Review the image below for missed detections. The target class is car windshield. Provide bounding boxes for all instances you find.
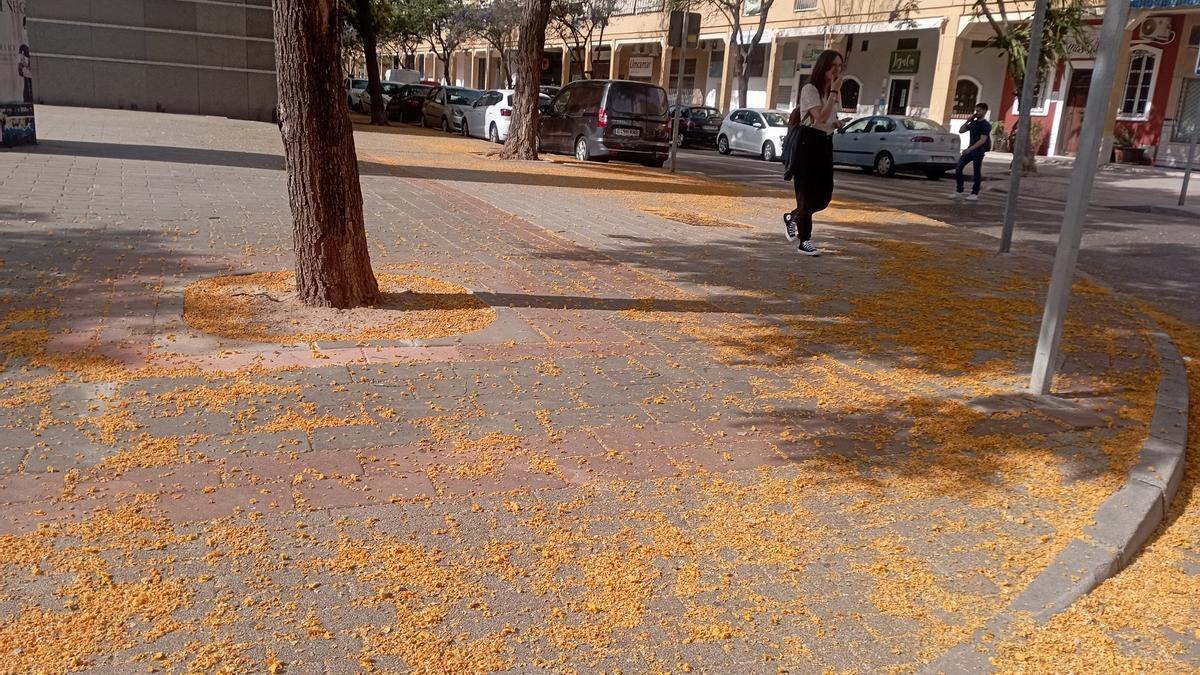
[762,111,789,127]
[689,107,721,120]
[900,117,946,131]
[447,89,481,105]
[352,80,368,89]
[408,86,432,98]
[607,83,668,117]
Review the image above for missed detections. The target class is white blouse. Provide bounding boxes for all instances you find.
[798,83,839,134]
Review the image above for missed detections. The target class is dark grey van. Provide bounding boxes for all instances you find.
[538,80,671,167]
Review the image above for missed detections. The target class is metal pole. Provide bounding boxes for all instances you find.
[1030,0,1130,395]
[998,0,1049,254]
[1180,124,1198,206]
[669,44,686,173]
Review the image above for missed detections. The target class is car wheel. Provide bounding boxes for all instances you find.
[489,123,500,144]
[761,141,777,162]
[925,169,946,180]
[717,135,731,155]
[461,120,469,137]
[441,117,451,133]
[574,136,591,162]
[874,152,896,177]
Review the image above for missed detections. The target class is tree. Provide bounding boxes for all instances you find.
[415,0,475,84]
[344,0,389,125]
[501,0,554,160]
[470,0,523,88]
[976,0,1091,174]
[549,0,618,81]
[273,0,381,308]
[674,0,774,107]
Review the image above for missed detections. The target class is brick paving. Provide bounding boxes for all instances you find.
[0,106,1186,673]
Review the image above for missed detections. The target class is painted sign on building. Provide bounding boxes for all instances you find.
[888,49,921,75]
[0,0,35,146]
[628,56,654,79]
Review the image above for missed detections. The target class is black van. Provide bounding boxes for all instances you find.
[538,80,671,167]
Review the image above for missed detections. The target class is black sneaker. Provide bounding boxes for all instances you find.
[783,213,798,242]
[797,240,820,256]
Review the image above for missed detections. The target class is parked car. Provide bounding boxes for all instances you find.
[386,84,434,123]
[538,80,671,167]
[716,108,790,161]
[667,105,723,148]
[345,78,368,109]
[354,81,405,113]
[832,115,960,178]
[422,86,483,133]
[460,89,552,143]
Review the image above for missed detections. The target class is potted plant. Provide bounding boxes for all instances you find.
[992,121,1011,153]
[1113,125,1146,164]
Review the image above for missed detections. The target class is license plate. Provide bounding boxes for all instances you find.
[704,125,718,131]
[613,127,640,137]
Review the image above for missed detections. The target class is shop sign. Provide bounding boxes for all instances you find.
[888,49,920,74]
[628,56,654,78]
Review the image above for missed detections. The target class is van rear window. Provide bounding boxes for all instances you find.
[607,83,668,116]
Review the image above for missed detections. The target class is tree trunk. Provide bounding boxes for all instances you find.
[501,0,552,160]
[274,0,381,309]
[736,47,750,108]
[355,0,389,125]
[442,52,453,84]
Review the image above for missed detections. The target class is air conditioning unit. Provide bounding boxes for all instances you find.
[1140,16,1173,43]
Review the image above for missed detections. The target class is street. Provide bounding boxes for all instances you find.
[671,146,1200,325]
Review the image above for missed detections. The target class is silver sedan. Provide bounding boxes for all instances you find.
[832,115,961,179]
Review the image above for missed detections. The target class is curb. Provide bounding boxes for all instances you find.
[923,328,1189,674]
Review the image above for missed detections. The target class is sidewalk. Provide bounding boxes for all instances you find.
[0,106,1190,672]
[983,152,1200,217]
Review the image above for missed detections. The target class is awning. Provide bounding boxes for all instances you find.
[774,16,944,39]
[1131,0,1200,7]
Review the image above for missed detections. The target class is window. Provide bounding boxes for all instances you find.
[1120,47,1159,119]
[794,0,817,10]
[762,111,789,127]
[871,117,896,132]
[843,117,871,133]
[861,39,870,52]
[747,44,767,78]
[746,0,763,15]
[840,78,861,111]
[551,90,571,115]
[730,110,749,124]
[1189,25,1200,47]
[669,58,698,101]
[897,38,918,50]
[1012,70,1050,114]
[607,83,668,116]
[900,118,946,131]
[953,78,980,115]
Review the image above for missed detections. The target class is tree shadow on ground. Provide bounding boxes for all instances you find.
[18,140,750,198]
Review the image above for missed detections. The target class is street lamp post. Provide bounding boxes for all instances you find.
[1029,0,1131,394]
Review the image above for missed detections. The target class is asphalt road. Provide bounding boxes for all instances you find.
[669,146,1200,326]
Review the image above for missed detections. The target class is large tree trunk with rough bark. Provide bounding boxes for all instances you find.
[355,0,388,125]
[501,0,552,160]
[274,0,381,308]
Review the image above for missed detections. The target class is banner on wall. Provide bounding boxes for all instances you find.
[1,0,36,147]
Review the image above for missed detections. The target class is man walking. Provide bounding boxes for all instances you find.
[952,103,991,201]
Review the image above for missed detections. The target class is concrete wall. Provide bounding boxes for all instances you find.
[27,0,276,122]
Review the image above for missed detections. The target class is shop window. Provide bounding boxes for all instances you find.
[840,78,861,111]
[746,43,767,78]
[1119,47,1159,119]
[953,78,980,115]
[897,37,918,50]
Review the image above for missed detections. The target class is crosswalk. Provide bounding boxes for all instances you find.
[673,148,1066,214]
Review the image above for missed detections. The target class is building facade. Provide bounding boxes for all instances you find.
[404,0,1200,166]
[27,0,277,122]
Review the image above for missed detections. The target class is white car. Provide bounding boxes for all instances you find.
[345,78,368,109]
[459,89,550,144]
[717,108,791,162]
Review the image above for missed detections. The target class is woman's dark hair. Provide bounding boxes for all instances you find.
[809,50,844,97]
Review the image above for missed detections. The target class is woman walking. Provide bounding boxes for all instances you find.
[783,50,845,256]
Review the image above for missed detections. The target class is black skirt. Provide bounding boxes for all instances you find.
[784,126,834,214]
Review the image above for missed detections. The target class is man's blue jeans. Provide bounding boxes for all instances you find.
[956,148,985,195]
